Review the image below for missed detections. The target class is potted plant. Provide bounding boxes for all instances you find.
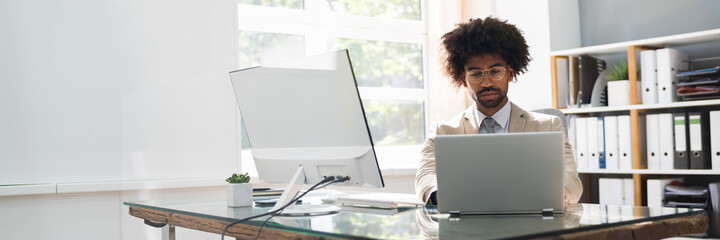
[606,61,642,106]
[226,172,252,207]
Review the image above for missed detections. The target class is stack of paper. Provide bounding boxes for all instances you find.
[664,184,709,209]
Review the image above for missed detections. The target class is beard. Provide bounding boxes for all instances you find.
[475,87,507,108]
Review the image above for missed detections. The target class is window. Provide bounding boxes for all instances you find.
[237,0,426,171]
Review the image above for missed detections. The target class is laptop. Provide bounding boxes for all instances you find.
[434,132,565,215]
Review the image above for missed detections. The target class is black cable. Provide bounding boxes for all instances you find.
[221,177,331,239]
[252,215,274,240]
[221,176,346,239]
[246,176,351,239]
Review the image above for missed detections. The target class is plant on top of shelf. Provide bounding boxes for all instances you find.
[606,61,630,81]
[226,172,250,184]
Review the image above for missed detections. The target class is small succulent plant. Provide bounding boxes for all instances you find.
[606,61,631,81]
[226,172,250,184]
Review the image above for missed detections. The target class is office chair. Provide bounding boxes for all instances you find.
[531,108,567,135]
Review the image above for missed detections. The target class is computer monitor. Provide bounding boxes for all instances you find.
[229,50,385,215]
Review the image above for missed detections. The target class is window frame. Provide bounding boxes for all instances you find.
[236,0,428,174]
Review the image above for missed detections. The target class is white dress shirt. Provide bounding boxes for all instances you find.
[473,101,512,134]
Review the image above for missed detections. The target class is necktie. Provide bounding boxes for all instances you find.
[481,117,496,134]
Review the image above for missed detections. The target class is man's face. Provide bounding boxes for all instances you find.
[463,54,513,112]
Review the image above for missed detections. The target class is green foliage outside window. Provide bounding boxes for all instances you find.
[326,0,421,20]
[238,0,421,20]
[238,0,303,9]
[332,38,423,88]
[363,100,424,146]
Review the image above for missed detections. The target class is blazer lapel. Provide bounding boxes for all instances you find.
[508,102,528,133]
[462,106,478,134]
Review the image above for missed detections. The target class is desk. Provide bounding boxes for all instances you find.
[125,194,708,239]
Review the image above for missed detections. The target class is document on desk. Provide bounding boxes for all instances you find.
[337,193,423,209]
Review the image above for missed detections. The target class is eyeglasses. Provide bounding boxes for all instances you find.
[465,66,509,83]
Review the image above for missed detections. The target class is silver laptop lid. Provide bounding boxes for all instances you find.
[435,132,564,215]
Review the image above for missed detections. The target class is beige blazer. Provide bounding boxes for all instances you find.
[415,102,583,204]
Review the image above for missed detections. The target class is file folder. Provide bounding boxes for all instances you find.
[711,111,720,170]
[575,117,588,170]
[618,115,634,170]
[656,48,688,103]
[567,115,577,159]
[622,178,634,206]
[577,55,606,106]
[646,114,660,169]
[587,117,599,170]
[597,116,606,169]
[689,112,710,169]
[604,116,619,170]
[673,113,689,169]
[556,57,569,108]
[658,113,675,170]
[641,50,658,104]
[599,178,623,205]
[647,178,683,208]
[568,56,579,107]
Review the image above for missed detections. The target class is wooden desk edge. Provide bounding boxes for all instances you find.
[551,214,709,240]
[129,206,341,240]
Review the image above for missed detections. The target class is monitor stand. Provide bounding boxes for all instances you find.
[269,166,341,216]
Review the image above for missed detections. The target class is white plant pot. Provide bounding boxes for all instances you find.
[227,183,253,207]
[607,80,642,106]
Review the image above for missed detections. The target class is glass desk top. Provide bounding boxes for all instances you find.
[124,192,705,239]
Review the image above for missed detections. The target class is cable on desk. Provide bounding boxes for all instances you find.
[220,176,350,240]
[252,215,274,240]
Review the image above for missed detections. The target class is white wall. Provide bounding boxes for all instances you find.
[493,0,554,110]
[0,0,239,239]
[0,0,238,185]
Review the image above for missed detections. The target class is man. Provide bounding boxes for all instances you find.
[415,17,583,205]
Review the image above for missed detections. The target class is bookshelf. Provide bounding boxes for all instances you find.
[561,99,720,114]
[550,28,720,206]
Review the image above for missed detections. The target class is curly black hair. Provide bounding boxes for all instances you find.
[440,17,531,88]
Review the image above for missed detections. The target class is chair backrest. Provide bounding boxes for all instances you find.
[531,108,567,135]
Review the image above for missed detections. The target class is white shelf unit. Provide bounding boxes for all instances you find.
[550,28,720,206]
[551,28,720,56]
[561,99,720,114]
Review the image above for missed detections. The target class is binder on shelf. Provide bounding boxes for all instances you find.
[568,56,580,107]
[567,115,577,158]
[623,178,634,206]
[604,116,619,170]
[587,117,600,170]
[646,114,660,170]
[647,178,683,208]
[656,48,689,103]
[556,57,569,108]
[689,112,710,169]
[599,178,623,206]
[618,115,636,170]
[658,113,675,170]
[577,55,607,107]
[575,117,588,170]
[598,116,606,169]
[673,113,689,169]
[641,50,658,105]
[711,111,720,170]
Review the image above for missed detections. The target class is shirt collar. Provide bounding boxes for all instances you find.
[473,100,512,130]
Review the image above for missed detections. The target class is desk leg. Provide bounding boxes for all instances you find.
[162,225,175,240]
